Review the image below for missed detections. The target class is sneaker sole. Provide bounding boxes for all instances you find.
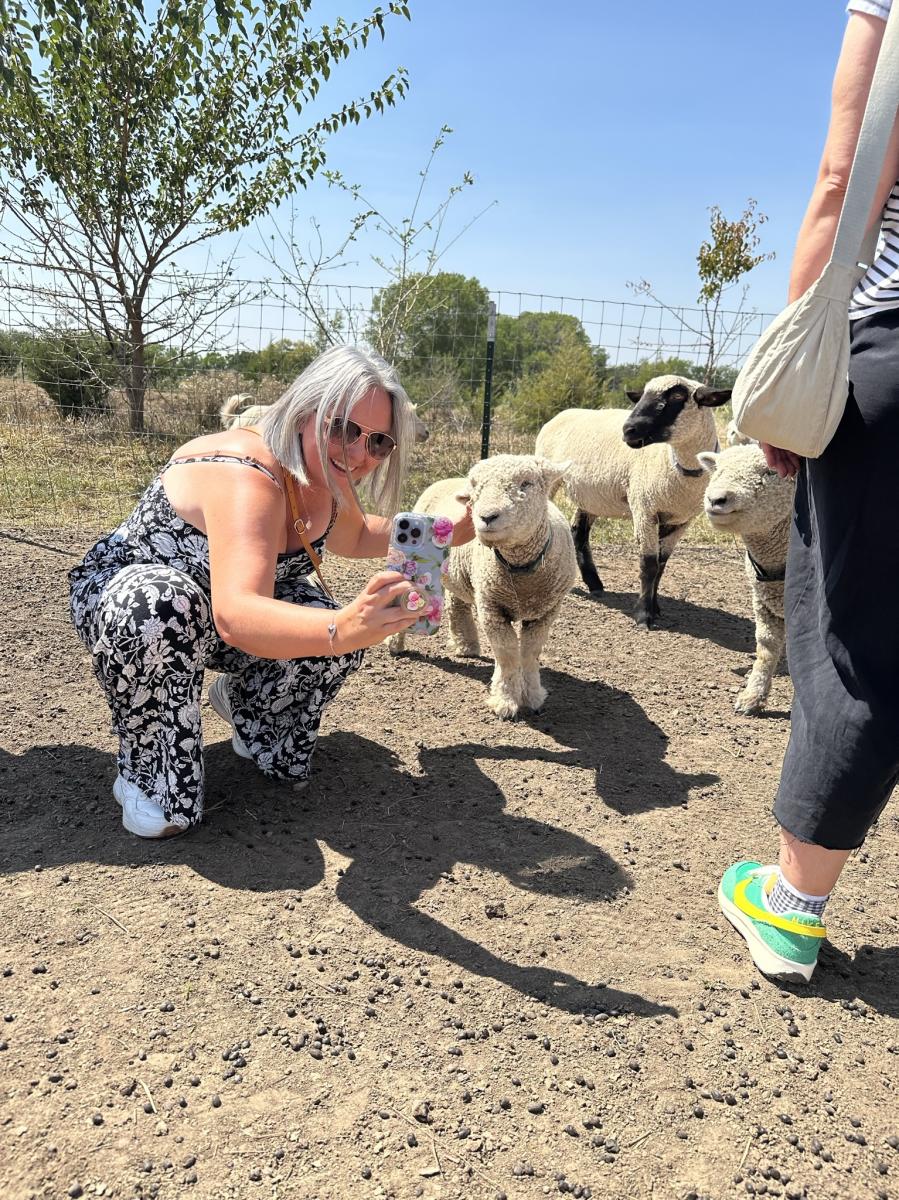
[208,679,253,760]
[718,882,816,984]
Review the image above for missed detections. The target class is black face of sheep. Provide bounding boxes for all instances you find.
[622,382,731,448]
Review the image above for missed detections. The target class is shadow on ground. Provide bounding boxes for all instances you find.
[2,717,682,1018]
[574,585,756,655]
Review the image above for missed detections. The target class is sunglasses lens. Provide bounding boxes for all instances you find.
[329,418,363,443]
[367,432,396,459]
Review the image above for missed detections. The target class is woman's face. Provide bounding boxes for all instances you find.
[302,386,394,491]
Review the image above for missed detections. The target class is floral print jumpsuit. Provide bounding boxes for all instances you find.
[69,454,363,830]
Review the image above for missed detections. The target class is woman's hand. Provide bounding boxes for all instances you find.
[451,503,475,547]
[761,442,802,479]
[334,571,419,652]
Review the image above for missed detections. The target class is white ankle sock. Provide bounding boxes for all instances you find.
[767,871,829,918]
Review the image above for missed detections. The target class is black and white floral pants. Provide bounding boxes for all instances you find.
[72,561,363,829]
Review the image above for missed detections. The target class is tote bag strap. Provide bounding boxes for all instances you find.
[833,1,899,270]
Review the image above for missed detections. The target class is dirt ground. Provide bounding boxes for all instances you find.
[2,529,898,1200]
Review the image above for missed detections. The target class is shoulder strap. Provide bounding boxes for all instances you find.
[284,472,334,601]
[241,426,335,599]
[833,2,899,269]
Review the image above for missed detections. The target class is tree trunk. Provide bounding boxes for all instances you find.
[126,320,146,433]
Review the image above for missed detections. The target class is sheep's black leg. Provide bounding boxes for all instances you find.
[651,522,688,617]
[572,509,603,594]
[634,553,659,628]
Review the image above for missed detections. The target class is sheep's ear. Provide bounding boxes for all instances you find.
[538,457,571,489]
[697,451,719,475]
[694,386,732,408]
[625,390,642,405]
[454,486,472,505]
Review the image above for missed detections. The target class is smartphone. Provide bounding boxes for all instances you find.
[385,511,453,635]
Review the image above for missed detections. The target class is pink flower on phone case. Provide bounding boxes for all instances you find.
[431,516,454,548]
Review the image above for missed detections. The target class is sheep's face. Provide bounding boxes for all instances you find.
[459,454,570,545]
[622,375,731,449]
[700,445,794,533]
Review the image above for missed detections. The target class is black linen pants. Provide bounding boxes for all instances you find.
[775,306,899,849]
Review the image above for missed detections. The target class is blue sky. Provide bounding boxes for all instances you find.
[216,1,851,329]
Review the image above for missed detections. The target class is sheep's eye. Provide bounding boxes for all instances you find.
[656,400,666,411]
[519,479,533,491]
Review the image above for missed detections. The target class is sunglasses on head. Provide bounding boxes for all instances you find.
[327,416,396,460]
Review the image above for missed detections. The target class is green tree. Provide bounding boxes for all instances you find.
[492,311,592,396]
[598,355,697,399]
[502,327,599,432]
[0,0,411,429]
[366,271,490,381]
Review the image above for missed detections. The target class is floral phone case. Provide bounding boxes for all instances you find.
[385,511,453,635]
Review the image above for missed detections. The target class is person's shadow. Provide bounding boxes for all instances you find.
[774,941,899,1019]
[1,732,676,1018]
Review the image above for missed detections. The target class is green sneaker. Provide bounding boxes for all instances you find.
[718,861,825,984]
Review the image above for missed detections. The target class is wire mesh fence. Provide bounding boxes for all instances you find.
[0,278,775,533]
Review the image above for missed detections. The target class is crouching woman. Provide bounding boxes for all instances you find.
[70,346,474,839]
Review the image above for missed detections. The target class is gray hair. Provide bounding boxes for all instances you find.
[258,345,414,515]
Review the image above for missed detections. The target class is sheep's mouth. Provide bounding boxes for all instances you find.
[475,526,503,543]
[704,505,742,524]
[622,428,667,449]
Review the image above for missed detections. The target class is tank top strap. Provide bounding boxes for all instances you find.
[162,453,282,490]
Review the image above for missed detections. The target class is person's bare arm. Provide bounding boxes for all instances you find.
[789,11,899,302]
[325,505,393,559]
[203,470,416,656]
[765,11,899,477]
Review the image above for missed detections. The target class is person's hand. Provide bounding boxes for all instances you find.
[451,502,475,547]
[335,571,419,652]
[761,442,802,479]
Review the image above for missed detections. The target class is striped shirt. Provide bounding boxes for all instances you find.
[847,0,899,317]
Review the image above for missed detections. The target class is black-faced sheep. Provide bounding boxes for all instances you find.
[535,375,731,628]
[699,444,795,715]
[389,455,576,720]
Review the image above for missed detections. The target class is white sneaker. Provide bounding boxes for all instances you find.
[208,676,252,760]
[113,775,184,839]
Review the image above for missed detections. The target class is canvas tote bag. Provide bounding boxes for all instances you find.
[732,3,899,457]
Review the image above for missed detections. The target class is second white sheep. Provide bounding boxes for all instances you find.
[389,454,576,720]
[699,443,795,715]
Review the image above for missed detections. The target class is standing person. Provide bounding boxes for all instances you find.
[70,346,474,839]
[719,1,899,982]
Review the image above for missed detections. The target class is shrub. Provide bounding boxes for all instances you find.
[24,334,116,418]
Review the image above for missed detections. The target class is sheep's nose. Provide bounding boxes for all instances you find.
[706,492,731,510]
[479,510,500,526]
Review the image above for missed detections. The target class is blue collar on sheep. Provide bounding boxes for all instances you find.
[493,530,554,575]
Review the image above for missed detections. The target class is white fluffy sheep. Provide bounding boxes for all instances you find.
[389,454,576,720]
[535,375,731,628]
[699,444,795,715]
[219,392,431,441]
[219,393,261,429]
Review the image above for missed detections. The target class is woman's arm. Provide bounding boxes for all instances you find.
[765,10,899,477]
[203,471,416,657]
[789,12,899,302]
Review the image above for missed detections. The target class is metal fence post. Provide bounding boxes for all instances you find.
[480,301,497,459]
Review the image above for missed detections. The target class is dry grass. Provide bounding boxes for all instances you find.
[0,390,734,548]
